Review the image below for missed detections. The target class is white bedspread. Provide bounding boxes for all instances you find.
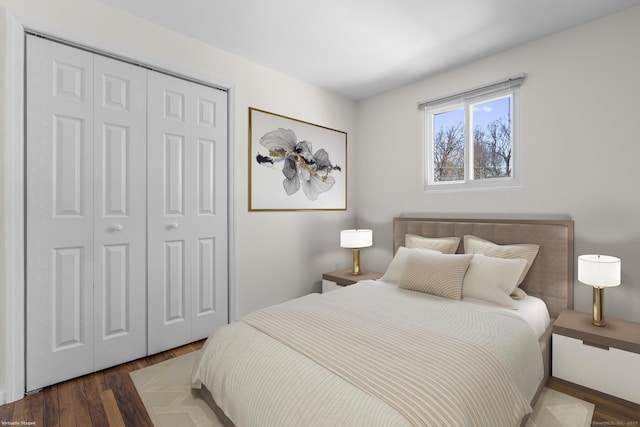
[192,281,544,427]
[472,293,551,339]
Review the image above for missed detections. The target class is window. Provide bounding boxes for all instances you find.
[420,75,524,191]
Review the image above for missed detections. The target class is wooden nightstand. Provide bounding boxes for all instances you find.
[321,269,383,293]
[552,309,640,405]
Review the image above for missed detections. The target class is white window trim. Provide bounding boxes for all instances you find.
[420,75,524,192]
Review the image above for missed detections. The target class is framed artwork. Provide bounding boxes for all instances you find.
[249,107,347,211]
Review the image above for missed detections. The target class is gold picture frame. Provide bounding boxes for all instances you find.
[249,107,347,211]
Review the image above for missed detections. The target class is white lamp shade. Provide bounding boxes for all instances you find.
[578,254,621,287]
[340,229,373,248]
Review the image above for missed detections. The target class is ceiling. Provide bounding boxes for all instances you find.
[96,0,639,101]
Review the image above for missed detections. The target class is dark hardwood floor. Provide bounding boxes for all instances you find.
[1,341,638,426]
[0,340,204,427]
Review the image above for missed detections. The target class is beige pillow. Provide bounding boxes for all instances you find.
[462,254,527,309]
[380,246,441,285]
[398,251,472,300]
[405,234,461,254]
[463,235,539,285]
[510,287,528,300]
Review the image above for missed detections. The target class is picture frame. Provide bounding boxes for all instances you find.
[249,107,347,211]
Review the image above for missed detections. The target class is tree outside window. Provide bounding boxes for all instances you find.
[423,80,522,191]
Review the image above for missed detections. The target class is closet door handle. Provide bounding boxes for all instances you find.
[109,224,124,232]
[167,222,179,230]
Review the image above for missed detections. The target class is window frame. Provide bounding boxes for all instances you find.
[422,79,523,192]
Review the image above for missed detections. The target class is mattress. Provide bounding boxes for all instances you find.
[192,281,545,426]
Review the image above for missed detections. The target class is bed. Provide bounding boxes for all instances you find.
[191,217,574,426]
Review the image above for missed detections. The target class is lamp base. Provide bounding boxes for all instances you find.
[592,286,606,327]
[350,248,361,275]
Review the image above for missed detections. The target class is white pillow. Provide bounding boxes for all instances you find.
[463,235,539,285]
[398,251,473,300]
[380,246,441,285]
[405,234,460,254]
[462,254,527,309]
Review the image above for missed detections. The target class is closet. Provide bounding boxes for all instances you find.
[25,35,228,391]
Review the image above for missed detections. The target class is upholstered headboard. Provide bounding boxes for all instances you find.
[393,217,574,318]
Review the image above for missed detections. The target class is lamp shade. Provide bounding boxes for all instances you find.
[578,254,621,288]
[340,229,373,248]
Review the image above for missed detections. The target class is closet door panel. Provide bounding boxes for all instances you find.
[52,247,85,347]
[190,88,228,340]
[147,71,228,353]
[26,35,95,391]
[164,240,187,321]
[93,55,147,370]
[164,133,186,215]
[147,72,192,353]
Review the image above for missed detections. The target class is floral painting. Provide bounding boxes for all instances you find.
[249,108,347,211]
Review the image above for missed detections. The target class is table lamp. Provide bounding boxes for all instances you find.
[340,229,373,275]
[578,254,621,327]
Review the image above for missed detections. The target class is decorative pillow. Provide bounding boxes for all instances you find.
[398,252,473,300]
[405,234,461,254]
[463,235,539,285]
[462,254,527,309]
[379,246,441,285]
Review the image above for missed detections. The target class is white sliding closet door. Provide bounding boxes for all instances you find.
[26,36,147,390]
[147,71,228,354]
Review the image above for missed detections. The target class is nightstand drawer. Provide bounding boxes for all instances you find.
[553,333,640,404]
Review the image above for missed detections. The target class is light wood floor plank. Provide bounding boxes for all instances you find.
[99,390,125,427]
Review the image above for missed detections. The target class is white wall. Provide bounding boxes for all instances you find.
[0,5,6,396]
[0,0,357,401]
[356,5,640,323]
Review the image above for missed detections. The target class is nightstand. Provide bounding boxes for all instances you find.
[552,309,640,405]
[322,269,382,293]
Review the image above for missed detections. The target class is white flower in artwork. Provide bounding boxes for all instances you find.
[256,128,341,201]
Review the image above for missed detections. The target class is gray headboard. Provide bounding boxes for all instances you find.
[393,217,574,318]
